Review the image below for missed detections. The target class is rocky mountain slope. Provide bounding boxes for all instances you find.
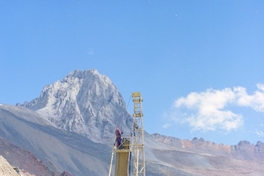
[149,133,264,175]
[0,104,110,176]
[152,133,264,161]
[0,69,264,176]
[19,70,132,145]
[0,136,57,176]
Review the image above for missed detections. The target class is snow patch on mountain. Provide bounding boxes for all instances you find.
[20,69,133,145]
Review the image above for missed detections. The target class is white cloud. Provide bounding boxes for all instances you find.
[162,123,172,129]
[173,83,264,132]
[255,130,264,137]
[257,83,264,91]
[235,84,264,112]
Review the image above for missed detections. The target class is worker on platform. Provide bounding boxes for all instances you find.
[115,127,122,148]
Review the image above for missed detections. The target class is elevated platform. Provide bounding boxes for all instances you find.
[114,138,131,176]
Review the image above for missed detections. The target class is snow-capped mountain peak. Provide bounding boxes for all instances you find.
[20,69,132,144]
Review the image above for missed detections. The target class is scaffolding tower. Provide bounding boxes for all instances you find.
[132,92,145,176]
[108,92,145,176]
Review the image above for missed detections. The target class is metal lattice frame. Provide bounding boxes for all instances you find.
[132,92,145,176]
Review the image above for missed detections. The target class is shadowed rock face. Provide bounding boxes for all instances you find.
[230,140,264,161]
[231,140,254,160]
[255,141,264,160]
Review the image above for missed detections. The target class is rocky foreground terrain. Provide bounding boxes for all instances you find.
[0,69,264,176]
[0,155,20,176]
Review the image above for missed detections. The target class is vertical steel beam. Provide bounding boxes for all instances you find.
[132,92,145,176]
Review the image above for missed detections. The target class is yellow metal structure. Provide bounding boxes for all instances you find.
[108,138,131,176]
[114,138,131,176]
[108,137,131,176]
[108,92,145,176]
[132,92,145,176]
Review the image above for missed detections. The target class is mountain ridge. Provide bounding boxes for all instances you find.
[151,133,264,161]
[0,69,263,175]
[18,69,132,145]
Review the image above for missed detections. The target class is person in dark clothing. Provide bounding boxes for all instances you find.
[115,127,122,148]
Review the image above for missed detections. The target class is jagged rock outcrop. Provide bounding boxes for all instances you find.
[230,140,264,161]
[255,141,264,160]
[19,70,133,145]
[231,140,254,160]
[151,134,264,162]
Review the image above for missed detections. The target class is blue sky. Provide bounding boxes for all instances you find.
[0,1,263,145]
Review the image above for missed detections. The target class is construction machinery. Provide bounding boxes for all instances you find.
[108,92,146,176]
